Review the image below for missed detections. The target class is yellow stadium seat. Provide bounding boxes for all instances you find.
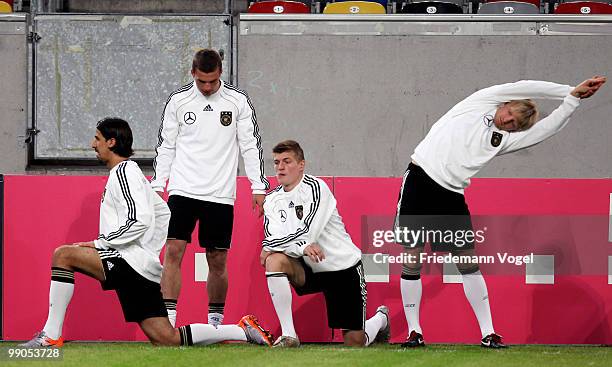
[323,1,386,14]
[0,1,12,13]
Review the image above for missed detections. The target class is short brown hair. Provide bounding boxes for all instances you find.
[507,99,539,131]
[192,49,222,73]
[273,140,305,161]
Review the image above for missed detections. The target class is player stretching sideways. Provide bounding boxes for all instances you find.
[396,77,606,348]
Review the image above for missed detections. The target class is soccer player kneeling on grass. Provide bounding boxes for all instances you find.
[21,118,273,348]
[260,140,389,348]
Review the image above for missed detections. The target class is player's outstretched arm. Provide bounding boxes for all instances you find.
[570,76,606,99]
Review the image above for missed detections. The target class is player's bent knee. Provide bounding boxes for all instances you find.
[145,327,179,346]
[265,253,291,272]
[52,245,76,265]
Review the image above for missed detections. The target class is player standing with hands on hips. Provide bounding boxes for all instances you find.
[396,76,606,348]
[151,49,269,328]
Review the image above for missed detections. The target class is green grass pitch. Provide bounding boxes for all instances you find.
[1,342,610,366]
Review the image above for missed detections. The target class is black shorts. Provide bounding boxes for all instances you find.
[294,260,367,331]
[97,248,167,323]
[396,163,474,251]
[167,195,234,249]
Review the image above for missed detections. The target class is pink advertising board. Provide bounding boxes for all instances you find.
[2,175,611,344]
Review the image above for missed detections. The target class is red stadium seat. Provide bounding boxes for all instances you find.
[487,0,540,8]
[554,1,612,13]
[248,1,311,13]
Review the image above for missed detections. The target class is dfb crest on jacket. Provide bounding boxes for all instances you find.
[491,132,503,147]
[220,111,232,126]
[295,205,303,220]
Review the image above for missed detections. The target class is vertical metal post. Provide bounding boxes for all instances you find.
[0,174,4,340]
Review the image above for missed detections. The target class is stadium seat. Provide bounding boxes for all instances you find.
[554,1,612,13]
[335,0,388,6]
[399,1,464,14]
[486,0,540,8]
[323,1,387,13]
[248,1,311,13]
[0,0,12,13]
[478,1,540,13]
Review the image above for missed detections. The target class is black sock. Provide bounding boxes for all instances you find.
[208,302,225,315]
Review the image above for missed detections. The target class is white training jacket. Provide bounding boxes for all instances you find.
[151,80,269,205]
[262,174,362,273]
[94,160,170,283]
[412,80,580,194]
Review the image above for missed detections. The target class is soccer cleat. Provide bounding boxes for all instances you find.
[401,330,425,348]
[19,331,64,348]
[238,315,274,346]
[481,333,507,349]
[372,305,391,344]
[272,335,301,348]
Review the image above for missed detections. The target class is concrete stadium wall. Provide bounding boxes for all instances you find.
[0,14,28,174]
[3,175,611,343]
[31,14,231,161]
[238,15,612,178]
[1,15,612,175]
[34,0,250,14]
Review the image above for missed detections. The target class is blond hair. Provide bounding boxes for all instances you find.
[506,99,539,131]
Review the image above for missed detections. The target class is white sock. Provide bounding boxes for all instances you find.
[180,324,246,346]
[42,279,74,339]
[208,313,224,327]
[462,271,494,338]
[364,312,387,346]
[167,310,177,328]
[400,277,422,335]
[164,299,177,327]
[266,272,297,338]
